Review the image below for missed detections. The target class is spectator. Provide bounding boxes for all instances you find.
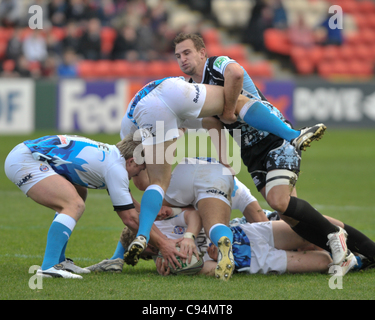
[62,20,81,53]
[289,13,314,49]
[242,0,274,52]
[48,0,67,27]
[57,49,78,77]
[111,25,139,60]
[0,0,21,27]
[41,54,58,78]
[315,12,344,46]
[269,0,288,30]
[22,29,48,62]
[5,27,23,61]
[136,16,158,60]
[14,55,31,77]
[78,17,102,60]
[65,0,92,23]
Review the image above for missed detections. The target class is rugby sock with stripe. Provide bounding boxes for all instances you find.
[239,100,300,142]
[209,224,233,246]
[53,212,68,263]
[41,214,76,270]
[136,185,164,243]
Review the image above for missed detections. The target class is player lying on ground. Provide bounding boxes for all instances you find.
[87,159,375,277]
[4,133,183,279]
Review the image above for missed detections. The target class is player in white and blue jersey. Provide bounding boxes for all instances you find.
[4,134,146,279]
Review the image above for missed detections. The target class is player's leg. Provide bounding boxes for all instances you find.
[198,198,234,281]
[198,86,325,151]
[124,140,175,266]
[286,250,332,273]
[27,176,85,278]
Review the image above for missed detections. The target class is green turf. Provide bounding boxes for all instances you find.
[0,130,374,300]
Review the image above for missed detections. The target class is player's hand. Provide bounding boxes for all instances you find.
[155,256,170,276]
[219,111,238,124]
[179,238,199,264]
[159,238,186,270]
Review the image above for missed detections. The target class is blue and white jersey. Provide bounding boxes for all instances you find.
[23,135,134,211]
[126,77,171,129]
[190,56,290,148]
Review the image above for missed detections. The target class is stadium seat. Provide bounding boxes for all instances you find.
[249,61,273,78]
[111,60,132,77]
[101,27,116,55]
[51,27,65,41]
[338,45,356,61]
[164,60,184,77]
[147,61,169,77]
[295,59,314,75]
[2,59,15,72]
[77,60,96,78]
[264,29,291,55]
[322,45,340,61]
[94,60,113,78]
[224,44,247,61]
[309,46,324,65]
[202,28,220,46]
[206,44,227,57]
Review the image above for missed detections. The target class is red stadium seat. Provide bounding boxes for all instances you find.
[95,60,113,78]
[77,60,96,78]
[224,44,247,61]
[147,61,168,77]
[111,60,132,77]
[202,28,220,46]
[2,59,15,72]
[164,60,184,77]
[264,29,291,55]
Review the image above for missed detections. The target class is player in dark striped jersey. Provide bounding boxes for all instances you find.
[173,33,350,267]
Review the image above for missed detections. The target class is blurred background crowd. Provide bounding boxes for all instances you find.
[0,0,374,79]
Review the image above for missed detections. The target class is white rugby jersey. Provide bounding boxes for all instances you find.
[23,135,134,211]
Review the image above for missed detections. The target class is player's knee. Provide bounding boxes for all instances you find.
[265,170,298,212]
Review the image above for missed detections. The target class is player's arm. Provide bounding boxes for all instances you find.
[116,208,185,268]
[179,209,202,263]
[221,62,244,124]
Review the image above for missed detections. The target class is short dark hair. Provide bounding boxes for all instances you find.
[173,33,206,54]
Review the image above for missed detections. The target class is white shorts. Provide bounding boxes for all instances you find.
[239,222,287,275]
[127,77,207,145]
[164,158,233,209]
[4,143,58,195]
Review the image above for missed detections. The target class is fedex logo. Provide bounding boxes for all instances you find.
[58,80,129,134]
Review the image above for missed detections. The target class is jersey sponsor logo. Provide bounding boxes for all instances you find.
[214,56,229,70]
[193,84,201,103]
[206,187,228,199]
[16,173,33,187]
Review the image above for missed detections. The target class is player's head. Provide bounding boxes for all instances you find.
[120,226,157,260]
[174,33,207,76]
[116,132,146,177]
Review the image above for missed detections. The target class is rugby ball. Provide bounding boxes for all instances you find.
[159,247,204,275]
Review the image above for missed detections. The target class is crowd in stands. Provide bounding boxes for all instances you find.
[0,0,184,79]
[0,0,374,79]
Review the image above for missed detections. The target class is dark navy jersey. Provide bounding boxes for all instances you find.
[189,56,290,148]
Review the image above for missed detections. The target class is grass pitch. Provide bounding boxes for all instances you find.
[0,130,374,301]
